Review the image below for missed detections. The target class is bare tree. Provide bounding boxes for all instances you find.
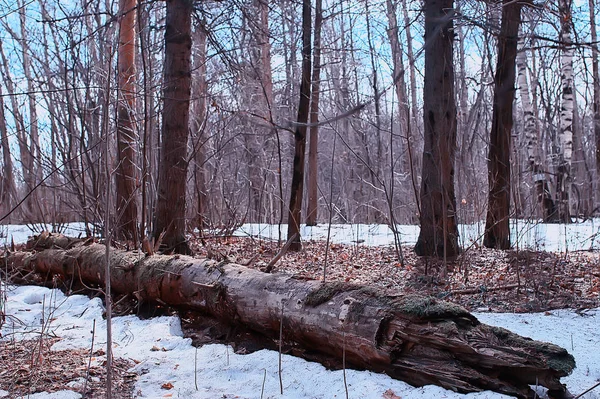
[557,0,574,222]
[115,0,139,241]
[306,0,322,226]
[589,0,600,200]
[153,0,193,254]
[191,23,209,230]
[287,0,312,250]
[484,0,522,249]
[415,0,459,258]
[0,85,16,219]
[516,29,557,221]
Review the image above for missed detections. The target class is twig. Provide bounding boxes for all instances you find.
[265,233,298,273]
[279,300,284,394]
[448,284,520,296]
[260,369,267,399]
[194,346,198,391]
[574,381,600,399]
[191,281,217,289]
[343,329,348,399]
[83,319,96,397]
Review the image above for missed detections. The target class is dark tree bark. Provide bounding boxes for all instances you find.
[287,0,312,250]
[153,0,193,254]
[589,0,600,202]
[116,0,139,241]
[414,0,459,257]
[306,0,322,227]
[7,233,575,399]
[483,0,522,249]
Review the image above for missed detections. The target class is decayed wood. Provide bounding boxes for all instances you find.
[6,233,575,399]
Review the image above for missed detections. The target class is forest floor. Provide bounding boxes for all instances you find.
[190,236,600,313]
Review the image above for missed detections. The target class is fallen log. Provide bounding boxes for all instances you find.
[5,233,575,398]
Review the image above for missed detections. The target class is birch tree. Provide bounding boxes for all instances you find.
[557,0,574,222]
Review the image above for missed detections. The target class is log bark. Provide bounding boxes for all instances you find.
[6,233,575,399]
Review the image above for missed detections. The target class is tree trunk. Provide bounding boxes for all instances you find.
[7,233,575,399]
[0,40,33,219]
[385,0,410,145]
[18,1,42,200]
[483,0,522,249]
[306,0,322,227]
[589,0,600,207]
[558,0,574,223]
[152,0,193,254]
[116,0,139,241]
[191,25,208,230]
[516,31,558,222]
[0,85,16,221]
[287,0,312,250]
[414,0,460,258]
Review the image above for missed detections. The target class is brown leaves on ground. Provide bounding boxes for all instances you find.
[190,236,600,312]
[0,338,136,398]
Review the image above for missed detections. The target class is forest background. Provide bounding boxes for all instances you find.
[0,0,597,257]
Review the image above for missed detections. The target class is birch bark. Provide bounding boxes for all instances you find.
[558,0,574,222]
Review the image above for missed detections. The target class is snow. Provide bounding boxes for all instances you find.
[1,222,600,398]
[1,284,599,399]
[3,219,600,252]
[234,219,600,252]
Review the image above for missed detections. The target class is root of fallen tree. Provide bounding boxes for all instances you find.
[4,233,576,399]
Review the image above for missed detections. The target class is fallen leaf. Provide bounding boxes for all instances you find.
[161,382,174,390]
[383,388,401,399]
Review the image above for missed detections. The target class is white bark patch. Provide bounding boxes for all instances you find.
[559,0,574,167]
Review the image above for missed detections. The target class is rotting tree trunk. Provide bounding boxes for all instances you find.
[153,0,193,254]
[6,233,575,399]
[414,0,460,257]
[483,0,522,249]
[287,0,312,250]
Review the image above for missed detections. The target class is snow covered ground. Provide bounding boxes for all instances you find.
[3,218,600,252]
[1,284,599,399]
[1,222,599,398]
[235,219,600,252]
